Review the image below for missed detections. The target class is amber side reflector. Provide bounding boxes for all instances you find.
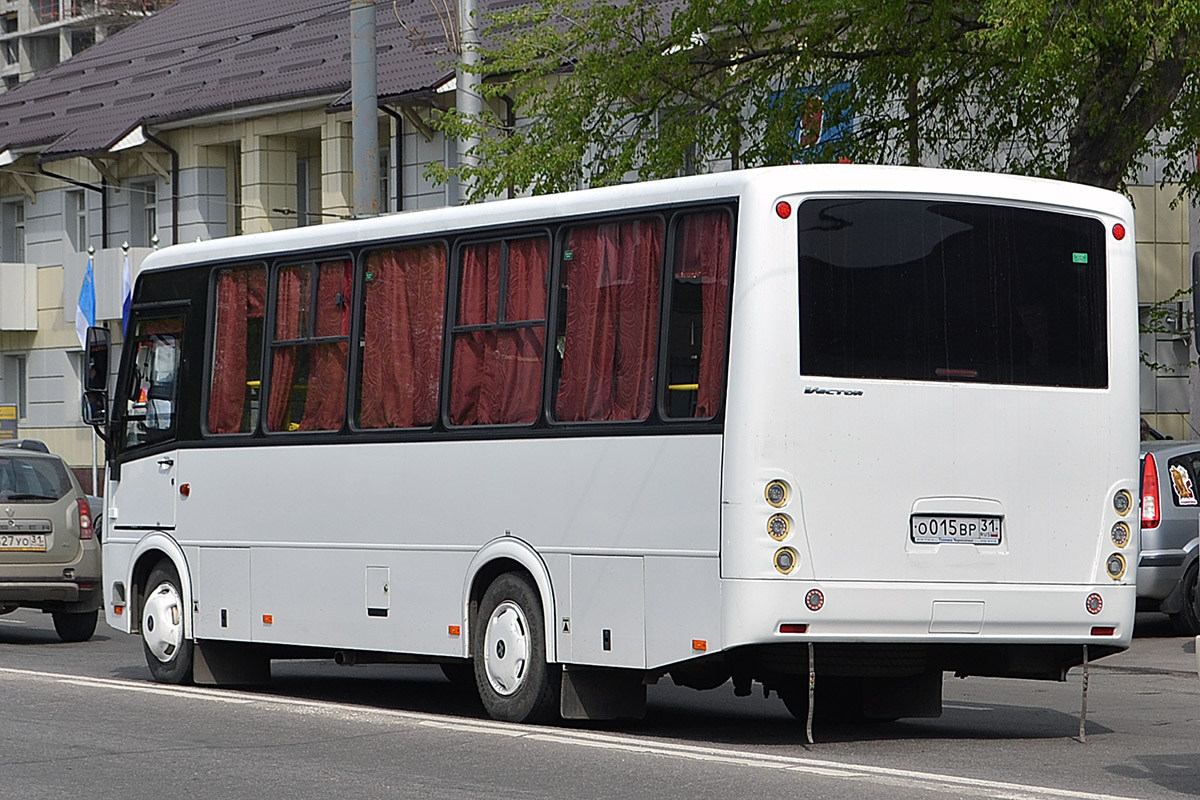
[692,639,707,652]
[263,614,273,625]
[779,623,808,634]
[449,625,461,636]
[1091,626,1115,636]
[113,606,124,616]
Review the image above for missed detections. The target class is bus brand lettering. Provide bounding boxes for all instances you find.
[804,386,863,396]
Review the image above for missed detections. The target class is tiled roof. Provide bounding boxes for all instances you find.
[0,0,467,160]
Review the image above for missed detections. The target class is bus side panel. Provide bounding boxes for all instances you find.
[173,435,722,663]
[246,546,470,652]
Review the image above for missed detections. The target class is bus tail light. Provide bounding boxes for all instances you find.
[1105,553,1127,580]
[1091,626,1115,636]
[77,498,93,540]
[779,623,808,634]
[1141,454,1160,529]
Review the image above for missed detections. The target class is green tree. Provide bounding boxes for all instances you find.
[430,0,1200,200]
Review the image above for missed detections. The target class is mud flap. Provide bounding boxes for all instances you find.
[560,665,646,720]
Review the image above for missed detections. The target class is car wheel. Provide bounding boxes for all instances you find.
[473,573,559,723]
[142,560,194,684]
[1169,562,1200,636]
[51,608,98,643]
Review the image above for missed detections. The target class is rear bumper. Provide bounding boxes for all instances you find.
[723,579,1136,649]
[0,580,102,610]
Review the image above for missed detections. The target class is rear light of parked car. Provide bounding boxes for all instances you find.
[1141,454,1160,529]
[77,497,93,540]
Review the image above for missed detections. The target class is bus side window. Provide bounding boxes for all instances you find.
[449,236,549,426]
[356,243,447,429]
[553,218,663,423]
[664,210,732,419]
[267,259,353,433]
[122,316,185,449]
[208,265,266,434]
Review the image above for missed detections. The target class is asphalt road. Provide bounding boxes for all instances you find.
[1,611,1197,800]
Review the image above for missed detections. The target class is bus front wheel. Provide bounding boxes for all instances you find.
[473,573,560,723]
[141,560,194,685]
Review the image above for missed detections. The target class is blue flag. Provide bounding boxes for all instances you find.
[75,255,95,349]
[121,250,132,334]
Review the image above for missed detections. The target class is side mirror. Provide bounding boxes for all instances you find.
[84,326,110,393]
[82,391,107,426]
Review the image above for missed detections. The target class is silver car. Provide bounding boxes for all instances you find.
[1139,440,1200,635]
[0,448,101,642]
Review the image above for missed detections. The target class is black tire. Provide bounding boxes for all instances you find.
[51,608,98,643]
[473,573,560,723]
[141,560,194,684]
[1169,562,1200,636]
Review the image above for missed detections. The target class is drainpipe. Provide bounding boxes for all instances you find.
[35,158,109,248]
[143,130,179,246]
[380,105,404,212]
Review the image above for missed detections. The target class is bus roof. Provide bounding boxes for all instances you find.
[137,164,1132,273]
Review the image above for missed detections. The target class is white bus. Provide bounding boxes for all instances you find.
[83,164,1139,724]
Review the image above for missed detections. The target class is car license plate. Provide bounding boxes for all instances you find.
[911,515,1002,545]
[0,533,47,551]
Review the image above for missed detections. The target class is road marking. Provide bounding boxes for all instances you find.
[0,666,1142,800]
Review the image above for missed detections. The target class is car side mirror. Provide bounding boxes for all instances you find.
[82,391,107,426]
[84,326,110,393]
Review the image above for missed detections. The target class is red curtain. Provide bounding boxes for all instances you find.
[268,260,352,432]
[208,267,265,434]
[555,219,662,421]
[359,244,446,428]
[298,260,352,431]
[451,238,547,425]
[675,211,732,418]
[268,267,303,431]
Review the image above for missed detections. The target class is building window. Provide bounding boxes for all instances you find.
[3,200,25,262]
[66,189,87,251]
[379,148,390,213]
[129,180,157,247]
[296,158,310,227]
[2,354,27,419]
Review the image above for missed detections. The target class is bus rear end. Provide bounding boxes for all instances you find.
[717,168,1138,716]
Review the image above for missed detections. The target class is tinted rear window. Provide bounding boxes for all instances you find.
[0,455,73,502]
[798,199,1107,387]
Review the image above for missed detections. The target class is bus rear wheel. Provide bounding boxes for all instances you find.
[473,573,560,723]
[142,560,194,685]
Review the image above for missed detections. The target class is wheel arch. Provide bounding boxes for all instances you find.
[126,533,192,639]
[463,537,558,663]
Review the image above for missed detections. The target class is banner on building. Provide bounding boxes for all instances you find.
[0,404,17,441]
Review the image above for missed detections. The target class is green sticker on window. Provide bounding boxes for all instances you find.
[563,250,573,261]
[1072,253,1088,264]
[365,270,375,282]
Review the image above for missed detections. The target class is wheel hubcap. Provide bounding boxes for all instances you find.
[484,600,529,697]
[143,581,183,663]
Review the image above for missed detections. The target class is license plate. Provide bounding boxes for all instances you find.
[911,515,1002,545]
[0,533,47,551]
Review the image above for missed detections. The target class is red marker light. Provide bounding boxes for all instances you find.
[775,201,792,219]
[1112,223,1126,240]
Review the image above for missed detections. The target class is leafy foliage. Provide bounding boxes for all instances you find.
[429,0,1200,200]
